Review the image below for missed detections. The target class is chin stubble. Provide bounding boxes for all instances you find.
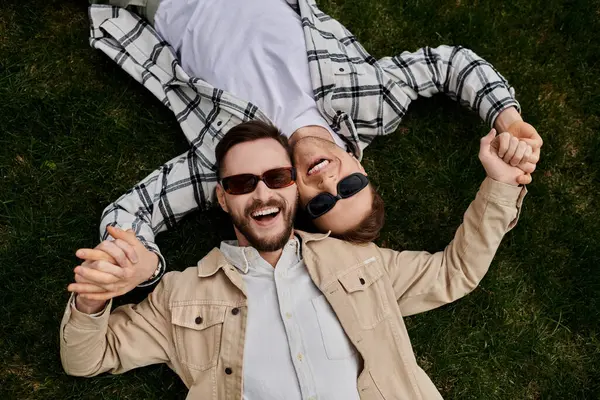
[231,198,296,252]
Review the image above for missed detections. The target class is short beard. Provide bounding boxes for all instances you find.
[230,198,296,252]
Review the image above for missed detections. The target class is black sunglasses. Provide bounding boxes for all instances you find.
[305,173,369,219]
[220,167,296,195]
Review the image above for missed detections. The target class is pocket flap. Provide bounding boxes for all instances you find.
[338,257,383,293]
[171,304,227,331]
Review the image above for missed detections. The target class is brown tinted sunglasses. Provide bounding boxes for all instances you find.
[220,167,297,195]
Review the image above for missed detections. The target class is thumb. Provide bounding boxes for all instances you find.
[480,129,497,156]
[106,225,138,246]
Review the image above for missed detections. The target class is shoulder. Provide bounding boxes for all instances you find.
[155,266,201,299]
[303,234,383,267]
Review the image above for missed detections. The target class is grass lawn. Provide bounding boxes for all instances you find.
[1,0,599,398]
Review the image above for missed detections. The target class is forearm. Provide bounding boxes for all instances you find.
[442,178,525,288]
[390,177,526,316]
[60,294,115,377]
[441,46,521,127]
[60,277,174,377]
[99,151,216,284]
[380,45,520,127]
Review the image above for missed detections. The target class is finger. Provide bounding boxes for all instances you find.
[517,138,541,163]
[68,283,109,294]
[76,248,117,264]
[106,226,139,247]
[516,162,537,174]
[79,292,119,301]
[74,271,96,284]
[481,129,497,158]
[516,173,532,185]
[75,265,120,285]
[507,121,543,147]
[86,260,127,280]
[520,145,533,166]
[113,238,139,264]
[497,132,511,158]
[525,130,543,148]
[503,137,519,163]
[97,240,132,268]
[529,146,541,164]
[510,141,529,166]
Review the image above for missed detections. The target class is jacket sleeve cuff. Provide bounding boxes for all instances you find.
[479,177,527,230]
[67,293,112,330]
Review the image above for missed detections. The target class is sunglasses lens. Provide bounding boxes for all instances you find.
[338,174,367,197]
[263,168,295,189]
[307,194,336,218]
[223,175,257,195]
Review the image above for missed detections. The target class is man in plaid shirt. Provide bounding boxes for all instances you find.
[79,0,541,296]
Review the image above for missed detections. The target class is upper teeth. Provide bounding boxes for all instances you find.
[252,207,280,217]
[308,159,329,176]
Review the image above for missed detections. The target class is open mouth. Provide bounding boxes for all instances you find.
[307,159,331,176]
[251,207,281,224]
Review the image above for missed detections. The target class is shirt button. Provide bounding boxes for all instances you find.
[285,312,292,319]
[297,353,303,362]
[217,120,222,126]
[225,367,232,375]
[359,278,365,285]
[231,308,240,315]
[195,316,203,324]
[339,67,345,72]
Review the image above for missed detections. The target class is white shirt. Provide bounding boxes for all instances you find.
[220,238,360,400]
[154,0,347,147]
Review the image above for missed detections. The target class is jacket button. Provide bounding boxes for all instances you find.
[225,367,233,375]
[359,278,365,285]
[195,316,203,324]
[231,308,240,315]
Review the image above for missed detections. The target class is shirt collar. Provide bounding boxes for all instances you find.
[219,236,302,273]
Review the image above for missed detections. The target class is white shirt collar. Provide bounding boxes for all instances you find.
[220,236,301,273]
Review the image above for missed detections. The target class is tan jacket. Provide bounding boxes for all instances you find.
[60,178,526,399]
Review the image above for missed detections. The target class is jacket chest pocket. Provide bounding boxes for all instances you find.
[337,258,390,330]
[171,304,227,371]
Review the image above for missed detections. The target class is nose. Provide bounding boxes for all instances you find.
[253,180,275,202]
[319,174,338,195]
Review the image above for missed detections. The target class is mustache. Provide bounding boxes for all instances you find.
[245,198,287,217]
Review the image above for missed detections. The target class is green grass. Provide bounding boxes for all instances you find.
[1,0,599,398]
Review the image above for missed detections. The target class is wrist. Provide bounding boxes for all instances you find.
[146,252,160,281]
[75,295,106,315]
[487,175,520,187]
[494,107,522,132]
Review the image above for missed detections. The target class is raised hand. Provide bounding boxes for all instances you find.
[493,108,542,179]
[481,129,534,186]
[68,226,159,302]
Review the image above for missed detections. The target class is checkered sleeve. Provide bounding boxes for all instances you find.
[378,45,521,128]
[99,149,218,285]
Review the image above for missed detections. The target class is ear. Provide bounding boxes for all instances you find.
[351,154,367,176]
[216,184,229,213]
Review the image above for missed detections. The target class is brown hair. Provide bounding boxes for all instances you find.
[332,186,385,244]
[215,120,290,178]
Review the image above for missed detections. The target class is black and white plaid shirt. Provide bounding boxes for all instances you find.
[90,1,520,284]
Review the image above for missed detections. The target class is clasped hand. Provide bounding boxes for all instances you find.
[69,226,158,310]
